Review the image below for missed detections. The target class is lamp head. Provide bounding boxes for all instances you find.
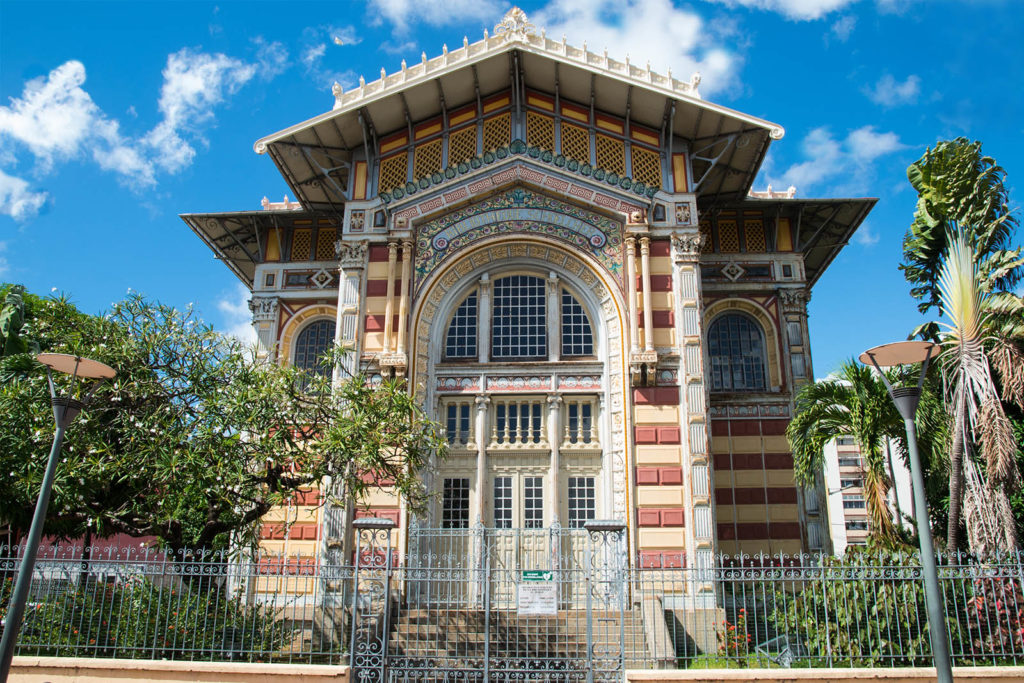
[858,341,939,367]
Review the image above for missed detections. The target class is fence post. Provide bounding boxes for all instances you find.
[584,520,627,681]
[350,518,396,683]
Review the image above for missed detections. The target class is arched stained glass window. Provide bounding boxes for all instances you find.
[445,291,478,359]
[294,319,336,377]
[708,314,767,391]
[561,290,593,356]
[492,275,546,359]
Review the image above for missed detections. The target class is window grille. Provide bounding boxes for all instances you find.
[744,219,766,252]
[838,456,863,468]
[492,275,546,358]
[493,399,545,446]
[527,111,555,151]
[445,292,478,358]
[291,229,312,261]
[561,290,593,356]
[630,145,662,188]
[413,138,443,179]
[447,126,477,166]
[482,113,511,152]
[718,220,740,253]
[841,478,863,489]
[836,436,857,446]
[494,477,513,529]
[442,478,470,529]
[524,476,544,529]
[316,229,336,260]
[378,152,408,193]
[708,314,767,391]
[595,135,625,175]
[445,401,473,448]
[698,219,713,253]
[846,520,869,531]
[294,319,336,377]
[568,477,596,529]
[564,398,596,446]
[560,123,590,163]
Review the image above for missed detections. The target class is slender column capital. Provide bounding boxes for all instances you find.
[335,239,368,269]
[249,295,279,323]
[670,233,705,262]
[624,236,637,253]
[475,394,491,409]
[639,235,651,255]
[546,393,563,408]
[387,240,400,258]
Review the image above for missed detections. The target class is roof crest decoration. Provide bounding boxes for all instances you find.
[328,7,702,114]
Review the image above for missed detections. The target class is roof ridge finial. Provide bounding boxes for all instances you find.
[495,6,536,37]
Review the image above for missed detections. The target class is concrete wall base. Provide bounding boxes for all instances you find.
[9,657,349,683]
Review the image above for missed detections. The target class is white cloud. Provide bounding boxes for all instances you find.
[853,221,879,247]
[0,169,48,221]
[830,15,856,41]
[533,0,739,96]
[704,0,858,20]
[864,73,921,107]
[301,25,362,89]
[143,49,256,173]
[770,125,906,195]
[217,283,258,345]
[253,38,289,80]
[369,0,502,32]
[0,49,280,215]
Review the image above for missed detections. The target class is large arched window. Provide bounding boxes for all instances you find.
[442,275,595,361]
[294,319,336,377]
[708,313,767,391]
[492,275,547,358]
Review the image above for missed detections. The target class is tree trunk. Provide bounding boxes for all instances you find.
[947,398,967,553]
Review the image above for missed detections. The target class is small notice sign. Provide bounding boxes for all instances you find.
[518,570,557,616]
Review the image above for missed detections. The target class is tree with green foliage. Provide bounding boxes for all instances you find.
[0,285,445,555]
[788,361,913,544]
[900,138,1024,553]
[901,137,1020,333]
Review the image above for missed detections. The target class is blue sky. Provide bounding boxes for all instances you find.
[1,0,1020,378]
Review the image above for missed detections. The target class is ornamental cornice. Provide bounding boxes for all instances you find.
[248,295,278,323]
[671,232,705,261]
[381,140,659,211]
[334,239,368,269]
[777,287,811,314]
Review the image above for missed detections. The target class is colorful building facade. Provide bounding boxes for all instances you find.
[182,9,874,569]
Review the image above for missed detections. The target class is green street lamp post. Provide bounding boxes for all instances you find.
[0,354,115,682]
[860,341,952,683]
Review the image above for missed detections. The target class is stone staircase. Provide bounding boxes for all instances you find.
[386,608,652,672]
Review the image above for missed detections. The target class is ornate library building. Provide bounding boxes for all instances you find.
[182,9,874,571]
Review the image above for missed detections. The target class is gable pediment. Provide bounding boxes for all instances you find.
[411,181,630,295]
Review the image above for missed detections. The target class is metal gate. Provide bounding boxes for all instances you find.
[350,518,628,682]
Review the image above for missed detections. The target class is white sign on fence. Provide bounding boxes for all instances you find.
[518,570,557,616]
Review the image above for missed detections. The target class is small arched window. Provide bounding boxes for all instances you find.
[445,292,478,359]
[294,319,336,377]
[708,313,767,391]
[561,290,593,356]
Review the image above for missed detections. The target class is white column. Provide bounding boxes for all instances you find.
[477,273,492,364]
[475,395,490,524]
[547,394,562,525]
[383,241,399,353]
[624,237,639,354]
[396,240,412,356]
[547,272,560,362]
[640,236,654,353]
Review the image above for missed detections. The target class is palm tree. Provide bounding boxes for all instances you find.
[901,138,1024,552]
[789,360,910,544]
[935,230,1024,554]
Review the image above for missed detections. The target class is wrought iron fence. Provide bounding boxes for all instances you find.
[3,535,1024,673]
